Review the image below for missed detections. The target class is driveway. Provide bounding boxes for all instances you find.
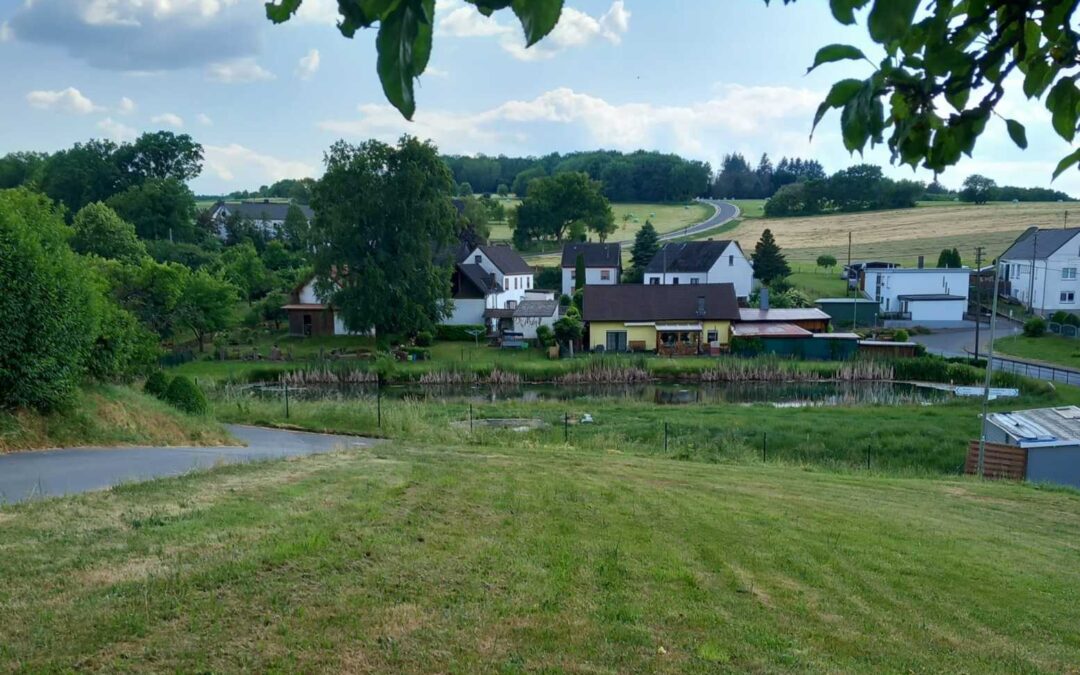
[0,425,377,505]
[911,320,1023,358]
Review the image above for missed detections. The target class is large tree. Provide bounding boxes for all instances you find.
[628,220,660,282]
[960,175,997,204]
[512,172,613,247]
[40,140,122,216]
[97,258,187,338]
[175,270,237,352]
[107,178,198,242]
[751,228,791,285]
[71,202,146,263]
[114,131,203,185]
[223,242,272,305]
[310,137,458,336]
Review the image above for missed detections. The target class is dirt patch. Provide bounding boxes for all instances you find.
[80,556,166,586]
[379,603,429,640]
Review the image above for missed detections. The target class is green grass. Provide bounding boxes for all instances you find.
[491,201,716,244]
[995,334,1080,370]
[787,266,850,300]
[784,229,1026,269]
[0,385,232,452]
[3,433,1080,671]
[730,199,765,218]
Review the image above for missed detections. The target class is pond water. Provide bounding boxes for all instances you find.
[241,381,954,408]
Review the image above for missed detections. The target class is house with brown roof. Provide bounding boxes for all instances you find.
[643,240,754,301]
[583,283,740,355]
[446,245,536,333]
[561,243,622,296]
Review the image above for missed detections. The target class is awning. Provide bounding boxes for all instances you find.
[656,323,703,331]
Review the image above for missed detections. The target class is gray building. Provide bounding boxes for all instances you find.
[983,406,1080,489]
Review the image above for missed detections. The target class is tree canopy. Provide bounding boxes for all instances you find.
[512,172,614,247]
[71,202,147,264]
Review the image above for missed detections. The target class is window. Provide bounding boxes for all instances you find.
[672,278,680,285]
[474,255,482,264]
[606,331,628,352]
[728,255,734,267]
[1062,292,1076,304]
[649,278,660,285]
[690,278,700,285]
[600,269,611,281]
[527,277,531,289]
[570,269,576,279]
[506,300,517,310]
[707,330,719,343]
[1064,268,1077,280]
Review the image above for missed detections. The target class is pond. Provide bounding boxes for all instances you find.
[239,380,955,408]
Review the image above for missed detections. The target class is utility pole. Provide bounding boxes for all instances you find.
[978,259,1004,479]
[974,246,984,359]
[1028,228,1039,315]
[848,231,856,328]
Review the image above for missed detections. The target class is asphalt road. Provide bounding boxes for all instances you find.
[654,199,741,243]
[0,425,377,505]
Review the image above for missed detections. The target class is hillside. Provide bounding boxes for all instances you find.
[1,439,1078,671]
[730,201,1071,267]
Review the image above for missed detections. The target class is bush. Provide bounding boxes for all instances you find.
[1051,311,1070,324]
[162,375,208,415]
[415,330,434,347]
[535,324,555,348]
[1023,317,1047,337]
[893,329,910,342]
[144,371,172,399]
[435,324,487,341]
[1066,314,1080,328]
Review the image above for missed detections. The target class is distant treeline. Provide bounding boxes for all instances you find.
[764,165,925,217]
[710,153,826,200]
[212,178,317,205]
[443,150,712,202]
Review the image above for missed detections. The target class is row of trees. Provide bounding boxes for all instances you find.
[958,175,1073,204]
[764,164,924,217]
[214,177,318,205]
[711,154,826,200]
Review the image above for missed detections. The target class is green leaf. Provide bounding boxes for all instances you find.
[511,0,564,47]
[376,1,428,120]
[1005,118,1028,149]
[1054,148,1080,180]
[1047,78,1080,142]
[265,0,302,23]
[811,78,863,135]
[807,44,866,73]
[829,0,869,25]
[867,0,917,44]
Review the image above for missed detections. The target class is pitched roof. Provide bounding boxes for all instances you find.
[644,240,736,273]
[583,284,740,322]
[738,308,832,322]
[732,323,812,338]
[216,200,314,221]
[513,300,560,318]
[471,245,533,275]
[1001,227,1080,261]
[561,243,622,268]
[454,263,499,299]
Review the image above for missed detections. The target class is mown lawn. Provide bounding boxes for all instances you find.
[995,334,1080,370]
[788,267,850,300]
[490,201,715,244]
[2,439,1079,672]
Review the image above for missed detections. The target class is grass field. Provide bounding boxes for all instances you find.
[489,201,715,244]
[3,434,1080,671]
[0,385,232,453]
[995,334,1080,370]
[787,266,850,300]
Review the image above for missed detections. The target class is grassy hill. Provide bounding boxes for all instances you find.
[1,437,1078,671]
[488,201,715,244]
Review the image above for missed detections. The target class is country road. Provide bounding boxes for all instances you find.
[655,199,740,243]
[0,425,378,505]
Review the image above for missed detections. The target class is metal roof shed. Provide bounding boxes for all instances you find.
[983,406,1080,488]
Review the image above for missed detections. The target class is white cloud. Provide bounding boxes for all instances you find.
[207,57,275,83]
[97,116,138,142]
[118,96,136,114]
[424,65,450,78]
[437,0,629,61]
[0,20,13,42]
[292,0,339,23]
[296,48,320,80]
[151,112,184,127]
[26,87,101,114]
[204,143,316,184]
[197,112,213,126]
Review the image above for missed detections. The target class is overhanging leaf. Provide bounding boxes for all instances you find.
[376,2,426,120]
[811,78,863,135]
[1005,118,1028,149]
[511,0,564,47]
[807,44,866,73]
[830,0,869,25]
[1053,148,1080,180]
[867,0,917,44]
[265,0,302,23]
[1047,78,1080,142]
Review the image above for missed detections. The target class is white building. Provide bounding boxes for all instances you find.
[447,245,535,333]
[512,294,561,340]
[643,240,754,301]
[560,243,621,297]
[283,276,360,336]
[999,227,1080,315]
[208,199,313,239]
[862,267,971,327]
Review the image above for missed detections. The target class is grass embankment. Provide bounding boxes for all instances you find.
[996,334,1080,370]
[490,201,714,244]
[2,438,1079,671]
[0,385,232,453]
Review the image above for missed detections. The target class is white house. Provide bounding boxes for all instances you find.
[643,240,754,301]
[209,199,313,239]
[512,293,561,340]
[447,245,535,333]
[283,276,359,336]
[561,242,621,297]
[999,227,1080,315]
[861,267,971,327]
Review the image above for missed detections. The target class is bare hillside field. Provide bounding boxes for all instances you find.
[731,202,1070,265]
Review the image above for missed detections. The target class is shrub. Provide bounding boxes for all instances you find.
[893,329,910,342]
[1066,314,1080,328]
[435,324,486,341]
[144,371,172,399]
[415,330,434,347]
[535,324,555,348]
[1051,311,1070,324]
[163,375,208,415]
[1023,317,1047,337]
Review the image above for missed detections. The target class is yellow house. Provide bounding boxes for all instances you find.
[583,284,740,355]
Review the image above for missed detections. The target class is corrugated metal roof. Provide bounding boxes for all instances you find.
[732,323,812,338]
[738,308,831,322]
[897,294,967,302]
[987,406,1080,444]
[513,300,559,318]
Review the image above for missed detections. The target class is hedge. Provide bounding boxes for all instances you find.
[435,324,486,341]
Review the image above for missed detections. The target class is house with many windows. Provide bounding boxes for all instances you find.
[583,284,739,355]
[999,227,1080,314]
[642,240,754,301]
[447,245,535,333]
[861,266,971,327]
[560,243,621,297]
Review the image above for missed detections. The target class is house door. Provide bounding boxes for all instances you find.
[606,330,628,352]
[303,314,313,336]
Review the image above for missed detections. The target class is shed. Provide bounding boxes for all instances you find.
[737,308,831,333]
[816,298,879,327]
[978,406,1080,489]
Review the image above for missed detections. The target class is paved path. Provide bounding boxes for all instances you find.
[0,425,377,505]
[654,199,741,243]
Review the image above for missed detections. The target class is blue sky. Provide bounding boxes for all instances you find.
[1,0,1075,196]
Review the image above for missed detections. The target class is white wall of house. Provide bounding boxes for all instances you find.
[464,247,534,306]
[298,280,321,304]
[642,242,754,299]
[863,268,971,316]
[513,313,558,340]
[1002,234,1080,313]
[447,298,486,326]
[561,266,618,297]
[907,299,968,322]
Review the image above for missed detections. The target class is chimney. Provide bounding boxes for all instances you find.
[696,295,706,317]
[918,255,925,269]
[760,287,770,312]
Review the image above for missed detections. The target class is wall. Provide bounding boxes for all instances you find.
[446,298,485,326]
[298,280,323,304]
[1027,445,1080,489]
[1003,232,1080,311]
[561,267,619,297]
[464,247,533,305]
[642,243,754,299]
[864,269,971,313]
[816,300,879,327]
[908,299,967,323]
[587,320,731,351]
[513,314,557,340]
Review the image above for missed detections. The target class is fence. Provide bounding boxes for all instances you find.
[1048,322,1080,338]
[964,441,1027,480]
[989,355,1080,387]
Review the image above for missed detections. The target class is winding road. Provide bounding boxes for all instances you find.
[0,425,377,505]
[654,199,741,243]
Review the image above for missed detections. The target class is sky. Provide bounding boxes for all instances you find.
[0,0,1076,196]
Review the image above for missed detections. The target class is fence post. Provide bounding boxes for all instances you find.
[377,376,382,429]
[866,445,871,471]
[469,403,473,433]
[564,412,569,443]
[664,422,669,453]
[762,432,767,462]
[284,380,289,419]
